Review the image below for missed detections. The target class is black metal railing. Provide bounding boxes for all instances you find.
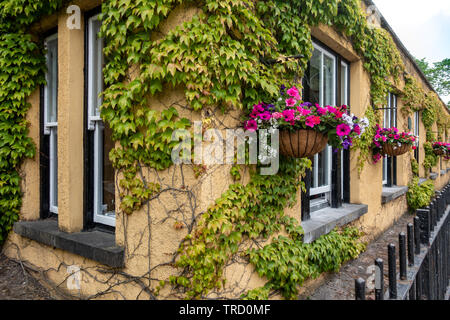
[355,184,450,300]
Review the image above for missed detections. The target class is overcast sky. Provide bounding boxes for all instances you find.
[373,0,450,102]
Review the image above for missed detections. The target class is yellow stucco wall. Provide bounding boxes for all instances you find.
[3,0,450,300]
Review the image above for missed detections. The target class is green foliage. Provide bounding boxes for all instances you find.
[171,157,311,299]
[416,57,450,97]
[411,157,419,176]
[245,227,365,299]
[353,106,377,174]
[423,142,439,171]
[406,177,435,213]
[0,0,64,244]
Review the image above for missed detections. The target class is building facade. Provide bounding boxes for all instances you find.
[2,0,449,299]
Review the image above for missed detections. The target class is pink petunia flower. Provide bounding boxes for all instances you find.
[327,106,337,114]
[305,116,321,128]
[282,109,295,122]
[317,106,327,115]
[259,112,272,121]
[253,104,265,113]
[287,86,301,100]
[285,98,297,107]
[297,107,312,116]
[244,119,258,132]
[272,112,283,119]
[336,123,351,137]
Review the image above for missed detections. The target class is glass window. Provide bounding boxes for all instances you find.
[309,44,337,206]
[413,111,420,162]
[44,33,58,214]
[382,93,397,185]
[88,14,115,227]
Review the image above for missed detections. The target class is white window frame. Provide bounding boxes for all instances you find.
[413,111,420,146]
[88,14,115,227]
[88,14,104,130]
[44,33,58,214]
[340,61,349,200]
[310,42,335,198]
[382,93,397,185]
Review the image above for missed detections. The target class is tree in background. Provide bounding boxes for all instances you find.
[416,57,450,107]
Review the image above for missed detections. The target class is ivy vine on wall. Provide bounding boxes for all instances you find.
[0,0,64,243]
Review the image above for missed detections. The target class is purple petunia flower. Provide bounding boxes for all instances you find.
[266,104,276,111]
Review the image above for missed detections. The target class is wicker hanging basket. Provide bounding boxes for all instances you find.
[381,143,411,157]
[279,129,328,159]
[433,149,445,156]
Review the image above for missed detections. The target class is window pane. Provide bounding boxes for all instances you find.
[50,129,58,210]
[317,146,329,187]
[308,49,321,104]
[91,18,103,117]
[47,38,58,124]
[323,55,334,106]
[102,121,115,215]
[340,63,348,105]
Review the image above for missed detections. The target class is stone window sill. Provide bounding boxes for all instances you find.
[13,219,124,268]
[381,186,408,204]
[301,203,368,243]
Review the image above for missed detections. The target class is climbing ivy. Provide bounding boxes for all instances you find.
[406,176,435,213]
[0,0,64,244]
[245,227,365,300]
[170,157,311,298]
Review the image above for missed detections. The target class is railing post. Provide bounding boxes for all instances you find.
[414,216,421,255]
[388,243,397,299]
[417,208,431,246]
[430,200,436,230]
[355,278,366,300]
[407,223,414,266]
[416,267,423,300]
[399,232,407,280]
[438,191,444,220]
[409,280,416,300]
[375,258,384,300]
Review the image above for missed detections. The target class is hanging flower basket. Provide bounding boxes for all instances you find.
[279,129,328,158]
[371,126,417,162]
[432,141,450,156]
[381,143,411,157]
[243,85,369,160]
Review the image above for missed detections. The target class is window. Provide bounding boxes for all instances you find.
[44,33,58,214]
[304,42,349,211]
[413,111,420,162]
[382,93,397,186]
[340,61,349,200]
[87,14,115,227]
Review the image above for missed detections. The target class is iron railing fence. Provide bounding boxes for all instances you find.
[355,184,450,300]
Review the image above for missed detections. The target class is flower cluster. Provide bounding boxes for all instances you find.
[432,141,450,157]
[371,125,417,163]
[243,86,369,150]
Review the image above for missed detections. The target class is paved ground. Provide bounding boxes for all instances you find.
[300,213,415,300]
[0,254,54,300]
